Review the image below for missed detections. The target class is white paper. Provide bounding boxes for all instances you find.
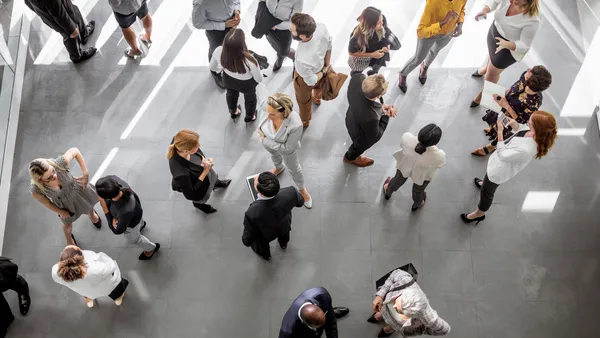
[481,81,506,113]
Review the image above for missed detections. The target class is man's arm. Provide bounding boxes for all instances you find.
[242,214,256,247]
[323,292,339,338]
[192,1,226,30]
[363,114,390,145]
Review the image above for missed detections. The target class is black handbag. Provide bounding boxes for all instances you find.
[249,50,269,70]
[376,263,418,290]
[385,28,401,51]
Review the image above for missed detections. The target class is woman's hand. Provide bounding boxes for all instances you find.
[493,94,510,109]
[372,296,383,313]
[495,37,511,54]
[371,49,385,59]
[112,217,118,229]
[474,11,487,21]
[74,172,89,189]
[257,129,265,142]
[201,158,214,171]
[57,209,70,219]
[496,117,505,134]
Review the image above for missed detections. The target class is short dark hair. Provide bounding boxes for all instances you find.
[291,13,317,37]
[256,172,280,197]
[526,65,552,92]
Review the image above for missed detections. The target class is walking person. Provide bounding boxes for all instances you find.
[382,124,446,211]
[258,93,313,208]
[461,111,558,224]
[24,0,97,63]
[209,28,262,122]
[242,172,304,261]
[471,0,541,107]
[108,0,153,59]
[344,74,397,167]
[52,246,128,308]
[348,6,391,76]
[29,148,102,246]
[397,0,467,93]
[192,0,241,88]
[279,287,350,338]
[95,175,160,260]
[368,268,450,337]
[1,257,31,338]
[291,13,332,127]
[167,129,231,214]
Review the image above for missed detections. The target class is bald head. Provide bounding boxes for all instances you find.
[300,304,325,328]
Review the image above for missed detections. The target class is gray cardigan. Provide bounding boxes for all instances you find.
[258,110,303,154]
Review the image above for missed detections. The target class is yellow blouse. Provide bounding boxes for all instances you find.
[417,0,467,39]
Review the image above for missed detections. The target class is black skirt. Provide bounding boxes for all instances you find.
[487,22,517,69]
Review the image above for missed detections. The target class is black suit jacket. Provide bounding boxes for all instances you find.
[168,148,211,202]
[345,74,389,148]
[242,187,304,246]
[24,0,80,37]
[0,257,18,293]
[251,1,283,39]
[278,287,338,338]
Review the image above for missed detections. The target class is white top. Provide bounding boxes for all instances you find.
[262,0,304,30]
[486,123,537,184]
[485,0,541,61]
[393,133,446,185]
[294,23,332,86]
[209,46,264,83]
[51,250,122,299]
[259,107,303,154]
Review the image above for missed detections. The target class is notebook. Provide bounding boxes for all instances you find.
[481,81,506,113]
[246,174,260,201]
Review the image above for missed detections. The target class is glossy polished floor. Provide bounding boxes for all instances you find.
[3,0,600,337]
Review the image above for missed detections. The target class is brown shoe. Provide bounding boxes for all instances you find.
[302,121,310,128]
[343,155,374,167]
[311,92,322,105]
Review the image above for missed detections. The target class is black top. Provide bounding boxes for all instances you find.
[24,0,79,36]
[348,15,391,66]
[168,148,211,201]
[279,287,338,338]
[103,175,143,235]
[345,73,389,147]
[242,187,304,247]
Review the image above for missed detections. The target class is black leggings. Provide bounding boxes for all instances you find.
[478,175,500,212]
[222,73,258,117]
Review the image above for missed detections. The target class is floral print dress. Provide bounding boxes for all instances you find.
[505,71,543,124]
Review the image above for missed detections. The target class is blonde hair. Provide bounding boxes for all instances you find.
[361,74,388,99]
[56,246,87,282]
[167,129,200,159]
[28,158,66,194]
[267,93,294,119]
[524,0,539,17]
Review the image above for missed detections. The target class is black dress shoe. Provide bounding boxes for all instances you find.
[81,20,96,44]
[139,243,160,260]
[366,313,379,323]
[214,179,231,189]
[72,47,97,63]
[16,275,31,316]
[273,54,286,71]
[193,203,217,214]
[333,307,349,318]
[92,212,102,229]
[471,70,483,78]
[211,71,226,90]
[470,101,480,108]
[377,328,394,338]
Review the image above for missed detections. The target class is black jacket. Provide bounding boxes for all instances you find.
[345,74,389,147]
[251,1,282,39]
[242,187,304,247]
[168,148,211,202]
[24,0,79,36]
[103,176,143,235]
[0,257,18,293]
[278,287,338,338]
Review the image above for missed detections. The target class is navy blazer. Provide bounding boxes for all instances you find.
[278,287,338,338]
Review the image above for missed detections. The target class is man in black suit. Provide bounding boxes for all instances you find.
[24,0,96,63]
[343,73,398,167]
[278,287,349,338]
[1,257,31,337]
[242,172,304,261]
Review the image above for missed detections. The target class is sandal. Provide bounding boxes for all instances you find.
[139,34,152,48]
[124,49,143,59]
[471,146,490,157]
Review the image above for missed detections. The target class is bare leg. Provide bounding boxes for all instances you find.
[474,60,503,104]
[383,326,395,334]
[374,312,383,321]
[62,222,75,245]
[141,14,153,41]
[88,210,99,223]
[477,56,490,76]
[468,209,485,219]
[122,27,141,53]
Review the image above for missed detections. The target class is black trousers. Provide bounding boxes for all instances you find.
[386,170,430,209]
[1,259,27,337]
[344,140,373,161]
[478,174,500,212]
[206,28,231,61]
[107,278,129,300]
[251,232,290,260]
[61,4,88,61]
[223,73,258,116]
[265,28,292,57]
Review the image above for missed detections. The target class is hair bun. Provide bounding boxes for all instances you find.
[415,143,427,155]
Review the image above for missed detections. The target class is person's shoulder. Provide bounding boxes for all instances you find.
[401,132,417,143]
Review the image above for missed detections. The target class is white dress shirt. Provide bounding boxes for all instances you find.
[263,0,304,30]
[394,133,446,185]
[294,23,332,86]
[209,46,264,83]
[51,250,122,299]
[485,0,541,61]
[486,123,537,184]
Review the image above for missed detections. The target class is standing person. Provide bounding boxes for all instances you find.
[368,268,450,337]
[167,129,231,214]
[344,74,397,167]
[383,125,446,211]
[348,7,391,76]
[209,28,262,122]
[242,172,304,261]
[461,111,557,224]
[192,0,241,88]
[29,148,102,246]
[291,13,333,128]
[258,93,313,208]
[51,246,128,308]
[95,176,160,260]
[0,257,31,338]
[397,0,467,93]
[471,0,541,107]
[279,287,350,338]
[261,0,304,71]
[108,0,153,59]
[24,0,97,63]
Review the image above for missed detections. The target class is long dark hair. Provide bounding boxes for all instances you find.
[352,7,384,51]
[220,28,258,74]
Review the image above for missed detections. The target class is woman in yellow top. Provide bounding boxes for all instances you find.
[398,0,467,93]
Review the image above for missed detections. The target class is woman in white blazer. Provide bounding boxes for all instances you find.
[51,246,128,308]
[257,93,313,209]
[471,0,541,107]
[383,124,446,211]
[461,111,557,224]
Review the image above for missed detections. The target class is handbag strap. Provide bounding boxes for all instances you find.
[387,278,416,294]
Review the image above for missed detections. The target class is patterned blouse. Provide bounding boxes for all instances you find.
[505,71,543,124]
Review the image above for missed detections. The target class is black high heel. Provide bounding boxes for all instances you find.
[460,213,485,224]
[471,70,483,78]
[230,105,242,120]
[470,101,480,108]
[474,178,483,189]
[411,192,426,211]
[244,111,257,123]
[377,328,395,338]
[367,313,379,323]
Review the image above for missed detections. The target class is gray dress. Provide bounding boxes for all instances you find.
[29,156,99,225]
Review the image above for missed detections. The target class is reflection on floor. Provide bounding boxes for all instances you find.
[3,0,600,337]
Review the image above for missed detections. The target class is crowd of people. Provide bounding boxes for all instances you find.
[2,0,561,337]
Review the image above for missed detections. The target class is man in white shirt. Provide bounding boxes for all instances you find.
[260,0,304,71]
[290,13,332,128]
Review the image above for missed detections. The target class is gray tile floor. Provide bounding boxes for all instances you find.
[3,0,600,337]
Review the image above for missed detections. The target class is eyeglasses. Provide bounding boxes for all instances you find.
[41,167,57,183]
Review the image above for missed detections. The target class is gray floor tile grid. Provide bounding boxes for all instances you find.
[3,0,600,337]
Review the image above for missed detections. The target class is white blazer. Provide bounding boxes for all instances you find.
[52,250,122,299]
[394,133,446,185]
[486,123,537,185]
[258,107,303,155]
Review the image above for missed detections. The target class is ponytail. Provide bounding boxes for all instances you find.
[166,144,177,159]
[56,246,87,282]
[414,143,427,155]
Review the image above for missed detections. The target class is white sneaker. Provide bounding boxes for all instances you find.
[304,196,313,209]
[86,298,94,308]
